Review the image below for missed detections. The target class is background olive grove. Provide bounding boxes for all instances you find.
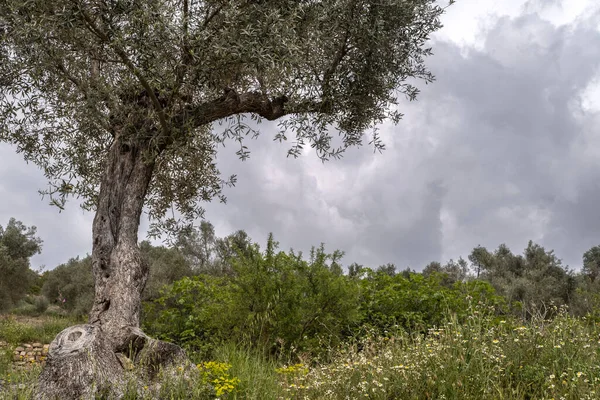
[3,216,600,359]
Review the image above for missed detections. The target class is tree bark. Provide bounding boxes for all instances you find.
[36,138,189,399]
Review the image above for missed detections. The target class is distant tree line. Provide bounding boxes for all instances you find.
[3,217,600,357]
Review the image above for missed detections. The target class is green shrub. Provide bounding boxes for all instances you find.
[9,296,49,317]
[144,235,361,358]
[145,235,509,359]
[358,270,506,335]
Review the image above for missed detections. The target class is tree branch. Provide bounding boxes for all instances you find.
[182,89,333,130]
[76,4,171,137]
[165,89,326,148]
[173,0,192,97]
[55,62,112,134]
[321,26,351,107]
[182,89,291,128]
[203,5,224,29]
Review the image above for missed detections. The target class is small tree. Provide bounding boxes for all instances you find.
[42,256,95,316]
[468,245,493,279]
[583,245,600,283]
[0,218,42,311]
[0,0,449,397]
[175,221,218,273]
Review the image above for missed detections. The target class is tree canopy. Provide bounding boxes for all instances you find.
[0,0,446,235]
[1,2,450,396]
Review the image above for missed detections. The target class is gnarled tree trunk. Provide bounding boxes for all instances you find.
[36,138,189,399]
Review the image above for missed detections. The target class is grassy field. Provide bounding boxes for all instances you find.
[1,308,600,399]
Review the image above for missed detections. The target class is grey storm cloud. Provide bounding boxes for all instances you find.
[0,147,93,269]
[1,2,600,271]
[202,9,600,270]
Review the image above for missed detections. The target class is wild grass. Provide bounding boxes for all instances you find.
[275,306,600,400]
[0,315,78,345]
[212,343,282,400]
[2,306,600,399]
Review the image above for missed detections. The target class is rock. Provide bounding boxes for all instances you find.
[24,344,32,349]
[15,347,24,352]
[32,343,42,348]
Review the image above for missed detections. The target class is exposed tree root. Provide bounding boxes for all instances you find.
[35,325,191,400]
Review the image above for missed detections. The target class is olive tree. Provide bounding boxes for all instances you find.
[0,218,42,311]
[0,0,448,397]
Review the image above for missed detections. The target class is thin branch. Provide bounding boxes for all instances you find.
[55,62,85,93]
[54,62,112,134]
[203,4,224,29]
[174,0,192,96]
[321,30,350,110]
[76,4,171,137]
[321,3,356,105]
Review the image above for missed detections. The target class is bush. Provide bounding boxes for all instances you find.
[358,270,506,335]
[144,235,361,358]
[10,296,49,317]
[144,234,508,360]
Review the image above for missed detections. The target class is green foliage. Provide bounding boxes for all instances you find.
[5,300,600,399]
[0,0,447,235]
[139,241,195,301]
[0,219,42,312]
[467,241,575,318]
[570,274,600,321]
[212,343,282,400]
[359,269,505,334]
[277,309,600,400]
[10,296,49,317]
[173,222,254,276]
[0,366,40,399]
[582,245,600,283]
[41,256,94,317]
[143,275,237,357]
[145,234,362,357]
[422,257,469,286]
[145,233,509,359]
[230,238,361,354]
[39,242,194,317]
[0,315,76,345]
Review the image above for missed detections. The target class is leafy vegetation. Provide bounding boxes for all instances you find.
[0,219,42,312]
[4,306,600,399]
[0,315,78,346]
[274,307,600,400]
[2,219,600,398]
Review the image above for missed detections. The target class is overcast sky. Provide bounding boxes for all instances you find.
[2,0,600,272]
